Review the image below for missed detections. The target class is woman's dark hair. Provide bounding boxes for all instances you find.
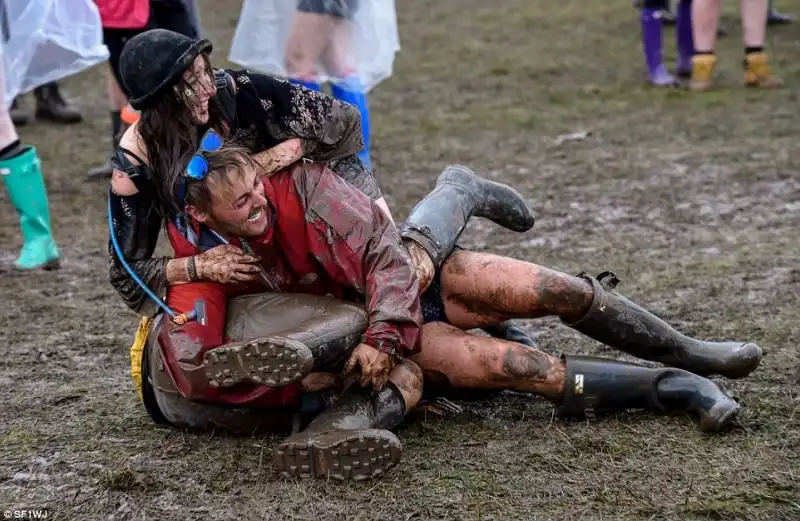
[137,53,227,219]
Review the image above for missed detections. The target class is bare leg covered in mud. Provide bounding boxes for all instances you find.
[411,322,565,400]
[426,249,759,380]
[437,250,593,329]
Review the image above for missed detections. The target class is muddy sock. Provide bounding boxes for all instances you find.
[110,111,122,146]
[745,46,764,55]
[0,139,23,160]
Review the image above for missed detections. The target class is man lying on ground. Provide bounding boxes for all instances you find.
[123,145,761,481]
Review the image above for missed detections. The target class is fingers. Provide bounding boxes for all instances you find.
[359,356,372,387]
[228,271,259,283]
[344,351,358,376]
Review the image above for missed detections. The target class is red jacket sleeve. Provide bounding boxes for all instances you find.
[291,163,423,357]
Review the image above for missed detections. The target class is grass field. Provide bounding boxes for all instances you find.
[1,1,798,519]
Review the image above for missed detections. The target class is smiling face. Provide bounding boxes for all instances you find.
[185,149,270,239]
[180,54,217,124]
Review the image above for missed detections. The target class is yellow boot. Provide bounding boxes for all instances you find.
[744,52,783,88]
[690,54,716,91]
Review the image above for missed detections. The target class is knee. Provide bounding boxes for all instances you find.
[285,46,316,79]
[404,239,435,291]
[389,359,424,410]
[502,343,561,381]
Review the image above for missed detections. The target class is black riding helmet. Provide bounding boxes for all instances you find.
[119,28,213,110]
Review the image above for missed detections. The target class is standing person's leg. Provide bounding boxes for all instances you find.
[741,0,782,88]
[321,2,374,167]
[284,2,337,92]
[640,0,677,86]
[675,0,695,78]
[182,0,204,36]
[690,0,721,90]
[87,28,139,180]
[0,55,60,269]
[149,0,201,38]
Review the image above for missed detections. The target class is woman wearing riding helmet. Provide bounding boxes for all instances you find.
[108,28,538,348]
[108,28,385,315]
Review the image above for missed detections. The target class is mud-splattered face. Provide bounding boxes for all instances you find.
[180,55,216,124]
[191,159,270,239]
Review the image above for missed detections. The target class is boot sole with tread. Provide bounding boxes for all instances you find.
[203,336,313,388]
[274,429,402,481]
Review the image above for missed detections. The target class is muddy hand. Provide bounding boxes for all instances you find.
[343,343,396,392]
[195,244,261,284]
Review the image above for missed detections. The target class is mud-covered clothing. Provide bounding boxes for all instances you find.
[109,68,380,317]
[160,162,422,407]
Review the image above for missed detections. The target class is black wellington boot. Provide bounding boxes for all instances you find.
[564,272,762,379]
[400,164,537,346]
[274,385,407,480]
[400,164,535,266]
[560,355,740,433]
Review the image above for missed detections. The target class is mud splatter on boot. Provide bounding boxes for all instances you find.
[274,385,406,480]
[564,272,762,379]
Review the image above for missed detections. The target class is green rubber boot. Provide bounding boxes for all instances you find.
[0,146,60,270]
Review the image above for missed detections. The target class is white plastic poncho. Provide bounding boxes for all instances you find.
[0,0,109,107]
[228,0,400,92]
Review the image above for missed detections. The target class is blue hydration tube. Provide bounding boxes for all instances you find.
[107,193,178,319]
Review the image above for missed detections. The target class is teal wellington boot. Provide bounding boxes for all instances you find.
[0,146,60,270]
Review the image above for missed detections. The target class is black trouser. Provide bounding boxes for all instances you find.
[103,0,201,96]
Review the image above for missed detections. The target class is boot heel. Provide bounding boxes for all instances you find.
[274,428,402,481]
[203,336,313,388]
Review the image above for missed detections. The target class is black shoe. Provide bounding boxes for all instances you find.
[34,82,83,124]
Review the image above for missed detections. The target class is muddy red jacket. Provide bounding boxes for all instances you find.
[162,162,423,408]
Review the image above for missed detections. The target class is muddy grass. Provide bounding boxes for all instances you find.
[1,0,799,519]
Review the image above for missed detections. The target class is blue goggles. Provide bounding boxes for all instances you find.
[179,129,223,209]
[185,129,224,180]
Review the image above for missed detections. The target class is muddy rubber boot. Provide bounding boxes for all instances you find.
[641,8,677,87]
[203,294,369,386]
[400,164,535,267]
[560,355,740,433]
[564,272,762,379]
[203,336,314,388]
[675,0,694,79]
[274,385,406,480]
[10,98,29,126]
[0,146,61,270]
[743,52,783,89]
[399,164,537,346]
[690,54,716,91]
[33,82,82,124]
